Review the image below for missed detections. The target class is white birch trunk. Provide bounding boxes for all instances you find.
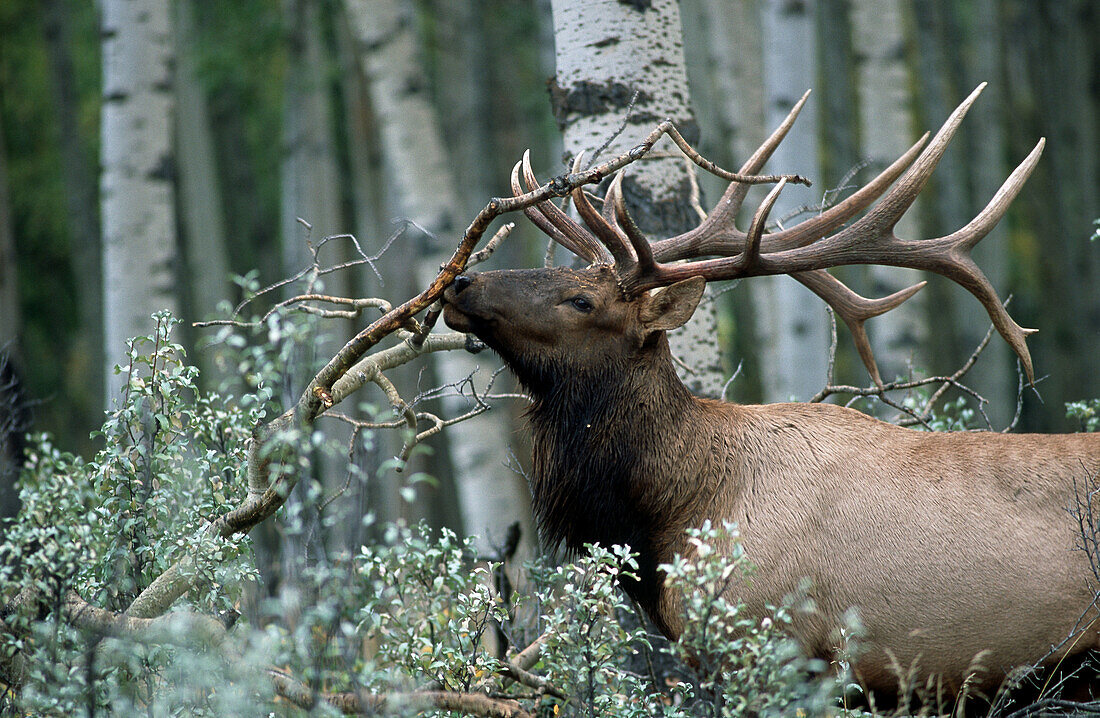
[346,0,533,553]
[175,0,231,385]
[280,0,344,281]
[100,0,178,403]
[686,0,765,170]
[433,0,492,216]
[850,0,926,383]
[550,0,725,398]
[959,0,1010,422]
[754,0,829,401]
[274,0,355,573]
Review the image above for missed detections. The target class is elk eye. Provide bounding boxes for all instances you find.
[569,296,594,313]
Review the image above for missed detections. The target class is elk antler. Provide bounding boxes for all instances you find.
[514,84,1041,386]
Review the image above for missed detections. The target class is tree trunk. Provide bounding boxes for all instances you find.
[431,0,492,219]
[1016,0,1100,428]
[175,0,231,386]
[549,0,726,398]
[99,0,178,403]
[814,0,858,191]
[279,0,344,280]
[850,0,927,384]
[754,0,829,401]
[680,0,765,170]
[679,0,766,400]
[273,0,354,588]
[912,0,969,371]
[956,0,1011,423]
[346,0,533,554]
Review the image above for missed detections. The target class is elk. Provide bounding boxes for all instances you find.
[441,85,1100,695]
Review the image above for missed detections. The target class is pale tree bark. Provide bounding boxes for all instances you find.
[682,0,765,172]
[335,21,403,543]
[280,0,344,280]
[912,0,969,368]
[679,0,768,399]
[815,0,858,188]
[432,0,492,218]
[850,0,927,384]
[346,0,533,554]
[679,0,766,398]
[550,0,725,398]
[175,0,231,385]
[954,0,1011,422]
[271,0,360,588]
[100,0,178,403]
[754,0,829,401]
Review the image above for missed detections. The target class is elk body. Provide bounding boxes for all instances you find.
[443,86,1100,694]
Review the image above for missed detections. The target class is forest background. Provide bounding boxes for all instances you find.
[0,0,1098,548]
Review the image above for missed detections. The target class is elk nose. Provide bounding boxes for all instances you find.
[453,275,473,293]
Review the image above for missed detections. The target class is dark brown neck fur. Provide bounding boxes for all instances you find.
[521,335,704,614]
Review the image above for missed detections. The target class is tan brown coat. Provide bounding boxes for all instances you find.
[443,266,1100,693]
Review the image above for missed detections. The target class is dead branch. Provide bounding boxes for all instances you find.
[269,669,535,718]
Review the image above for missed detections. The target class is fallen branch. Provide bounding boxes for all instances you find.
[269,669,535,718]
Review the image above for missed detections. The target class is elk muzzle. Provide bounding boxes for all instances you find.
[442,273,485,335]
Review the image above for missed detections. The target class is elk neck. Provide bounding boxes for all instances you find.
[523,331,715,613]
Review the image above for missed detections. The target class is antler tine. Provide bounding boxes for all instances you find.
[760,134,930,254]
[795,271,927,387]
[735,178,786,273]
[509,159,595,262]
[611,85,1040,383]
[652,131,929,263]
[807,83,1040,382]
[512,85,1039,384]
[918,137,1045,384]
[515,150,610,264]
[609,172,659,279]
[648,90,813,261]
[842,84,987,240]
[567,152,632,266]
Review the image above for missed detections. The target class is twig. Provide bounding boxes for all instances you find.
[810,316,998,430]
[469,222,516,268]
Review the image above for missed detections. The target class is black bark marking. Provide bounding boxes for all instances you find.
[147,153,175,182]
[547,78,652,129]
[618,174,699,237]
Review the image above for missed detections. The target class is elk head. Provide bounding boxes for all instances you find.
[443,266,704,393]
[445,83,1043,389]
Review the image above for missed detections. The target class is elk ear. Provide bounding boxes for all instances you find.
[639,276,706,331]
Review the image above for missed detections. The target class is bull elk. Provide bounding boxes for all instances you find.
[441,85,1100,695]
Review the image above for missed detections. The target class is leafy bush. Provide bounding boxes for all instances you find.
[0,312,262,715]
[662,522,850,717]
[1066,398,1100,432]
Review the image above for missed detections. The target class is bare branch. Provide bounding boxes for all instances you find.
[269,669,536,718]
